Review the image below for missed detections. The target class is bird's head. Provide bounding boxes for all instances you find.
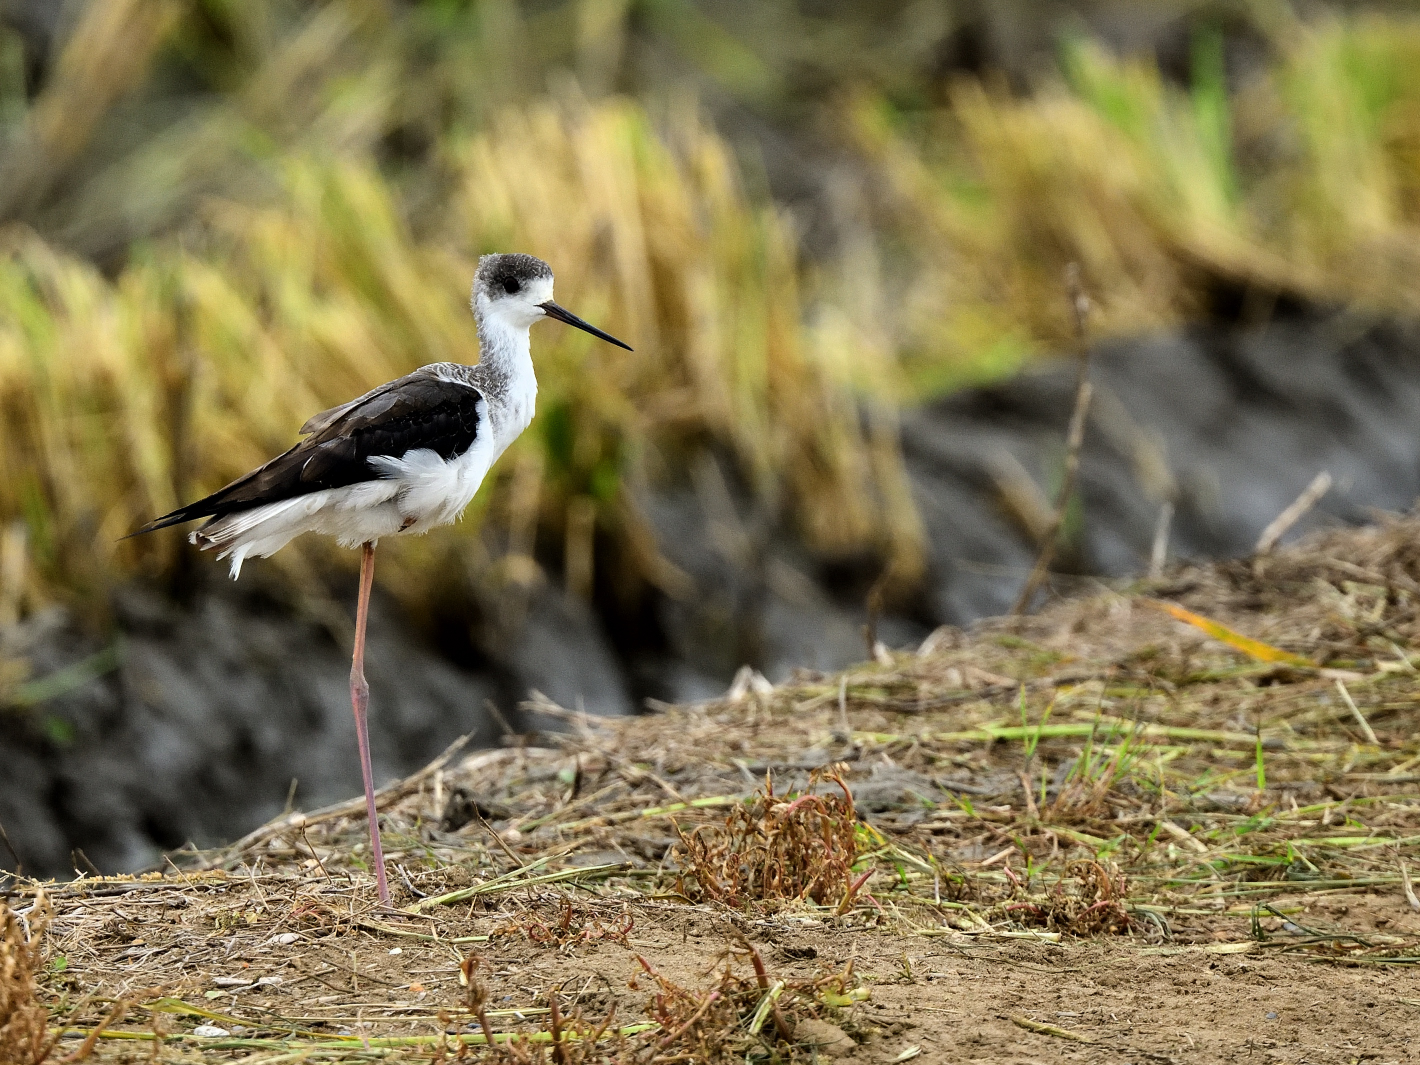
[473,253,631,350]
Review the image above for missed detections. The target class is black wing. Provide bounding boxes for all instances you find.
[130,371,486,535]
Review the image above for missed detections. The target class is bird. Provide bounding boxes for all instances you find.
[130,253,632,904]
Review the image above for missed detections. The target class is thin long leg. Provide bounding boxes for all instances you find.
[350,540,390,905]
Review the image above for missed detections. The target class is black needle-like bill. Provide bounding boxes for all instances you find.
[540,301,633,351]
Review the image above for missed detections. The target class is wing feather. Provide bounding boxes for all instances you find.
[130,369,485,535]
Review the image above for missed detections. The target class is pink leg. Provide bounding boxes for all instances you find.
[350,541,390,905]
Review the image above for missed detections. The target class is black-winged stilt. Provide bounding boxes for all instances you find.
[131,253,631,904]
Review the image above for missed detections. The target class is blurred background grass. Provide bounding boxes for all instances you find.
[3,0,1420,628]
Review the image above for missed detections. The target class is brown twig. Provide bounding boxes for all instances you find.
[298,827,331,883]
[548,987,567,1065]
[657,989,720,1047]
[1012,264,1094,616]
[475,808,525,871]
[0,819,23,875]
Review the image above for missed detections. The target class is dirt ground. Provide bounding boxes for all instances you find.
[12,875,1420,1063]
[9,514,1420,1062]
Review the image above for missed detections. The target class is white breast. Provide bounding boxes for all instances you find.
[494,369,538,458]
[369,391,498,531]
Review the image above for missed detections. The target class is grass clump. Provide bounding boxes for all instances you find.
[1002,859,1135,937]
[673,768,861,908]
[0,891,55,1065]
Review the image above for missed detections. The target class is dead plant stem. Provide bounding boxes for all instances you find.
[1012,265,1093,616]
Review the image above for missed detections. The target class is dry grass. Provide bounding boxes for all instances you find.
[672,768,860,908]
[0,122,911,616]
[515,900,634,954]
[0,0,919,620]
[631,946,860,1063]
[0,891,55,1065]
[6,513,1420,1059]
[849,13,1420,396]
[1002,859,1134,938]
[456,951,627,1064]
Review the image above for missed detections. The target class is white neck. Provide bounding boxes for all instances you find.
[476,304,532,376]
[474,292,538,449]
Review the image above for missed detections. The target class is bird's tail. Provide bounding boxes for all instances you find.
[123,500,218,539]
[189,499,311,579]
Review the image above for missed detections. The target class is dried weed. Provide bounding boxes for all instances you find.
[1003,860,1134,937]
[512,900,635,953]
[673,769,859,909]
[0,891,57,1065]
[632,944,861,1063]
[456,954,622,1064]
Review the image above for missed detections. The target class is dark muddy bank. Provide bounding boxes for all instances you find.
[4,308,1420,877]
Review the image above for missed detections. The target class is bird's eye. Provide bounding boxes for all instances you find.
[503,278,521,295]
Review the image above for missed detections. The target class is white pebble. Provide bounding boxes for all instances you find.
[388,947,402,955]
[269,932,300,946]
[192,1024,230,1038]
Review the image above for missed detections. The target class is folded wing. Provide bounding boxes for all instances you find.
[132,370,486,535]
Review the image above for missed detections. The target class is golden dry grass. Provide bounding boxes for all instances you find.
[6,4,1420,613]
[0,105,911,619]
[0,0,932,620]
[850,14,1420,396]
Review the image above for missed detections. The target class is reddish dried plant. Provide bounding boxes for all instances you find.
[514,901,634,952]
[633,953,755,1060]
[1003,859,1134,936]
[673,768,860,908]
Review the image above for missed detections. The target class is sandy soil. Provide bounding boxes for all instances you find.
[22,878,1420,1064]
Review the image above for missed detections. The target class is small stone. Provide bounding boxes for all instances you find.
[388,947,402,955]
[269,933,300,946]
[192,1024,230,1038]
[794,1018,853,1056]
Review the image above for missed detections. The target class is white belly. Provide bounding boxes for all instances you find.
[195,435,498,579]
[368,435,498,531]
